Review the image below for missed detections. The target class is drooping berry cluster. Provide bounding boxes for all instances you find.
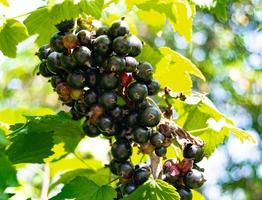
[36,18,206,200]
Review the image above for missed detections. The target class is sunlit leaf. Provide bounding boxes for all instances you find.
[136,44,162,67]
[50,176,116,200]
[0,0,9,6]
[192,190,206,200]
[137,10,165,31]
[125,177,179,200]
[0,19,28,57]
[154,47,205,95]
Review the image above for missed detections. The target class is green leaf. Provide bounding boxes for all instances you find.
[192,0,215,9]
[172,93,255,156]
[210,0,228,20]
[6,111,83,164]
[154,47,205,95]
[0,19,28,57]
[136,44,162,67]
[192,190,206,200]
[125,177,179,200]
[0,129,9,149]
[0,0,9,6]
[50,176,116,200]
[0,152,18,192]
[79,0,104,19]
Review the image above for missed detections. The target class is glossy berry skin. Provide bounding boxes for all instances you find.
[110,106,123,119]
[109,159,121,175]
[37,44,52,60]
[109,19,129,38]
[111,138,132,161]
[55,19,75,33]
[85,68,98,88]
[94,35,111,55]
[105,56,126,72]
[84,90,97,106]
[123,183,136,196]
[96,116,113,133]
[119,161,134,178]
[120,72,132,87]
[183,144,204,163]
[126,82,148,102]
[56,82,71,97]
[46,52,62,74]
[139,106,161,127]
[184,169,206,189]
[147,80,160,95]
[50,75,64,88]
[96,26,109,36]
[128,35,143,57]
[38,61,53,77]
[134,62,153,82]
[50,32,67,53]
[70,89,82,100]
[155,146,167,157]
[60,54,77,71]
[74,100,87,115]
[112,36,130,56]
[77,30,92,47]
[82,121,100,137]
[72,46,92,66]
[132,127,150,144]
[177,187,192,200]
[67,70,86,89]
[99,73,119,90]
[134,167,150,185]
[150,131,165,148]
[99,92,117,109]
[63,33,78,49]
[125,56,138,72]
[140,142,155,154]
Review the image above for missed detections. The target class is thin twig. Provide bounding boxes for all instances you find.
[40,163,50,200]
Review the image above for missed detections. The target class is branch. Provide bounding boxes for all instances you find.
[40,163,50,200]
[150,153,162,179]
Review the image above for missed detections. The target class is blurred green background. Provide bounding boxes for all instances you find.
[0,0,262,199]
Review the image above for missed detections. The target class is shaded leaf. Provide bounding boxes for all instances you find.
[210,0,228,20]
[50,176,116,200]
[154,47,205,95]
[0,19,28,57]
[125,177,179,200]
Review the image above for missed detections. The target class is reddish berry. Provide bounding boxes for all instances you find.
[63,33,78,49]
[120,72,132,87]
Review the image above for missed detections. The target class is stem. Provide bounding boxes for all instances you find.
[189,127,209,135]
[150,153,162,179]
[40,164,50,200]
[107,177,120,185]
[73,152,90,168]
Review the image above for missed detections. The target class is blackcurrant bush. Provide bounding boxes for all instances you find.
[110,106,123,119]
[63,33,78,49]
[111,138,132,161]
[56,82,71,97]
[184,169,206,189]
[37,44,52,60]
[96,116,114,134]
[77,30,92,47]
[99,73,119,90]
[55,19,75,33]
[128,35,142,57]
[155,146,167,157]
[123,183,136,196]
[126,82,148,102]
[112,36,130,56]
[96,26,109,36]
[67,70,86,89]
[82,120,101,137]
[109,159,121,175]
[119,161,134,178]
[109,18,129,38]
[137,99,151,111]
[176,186,192,200]
[134,62,153,82]
[183,144,204,163]
[70,107,84,120]
[164,174,181,187]
[70,89,83,100]
[99,92,117,109]
[134,167,150,185]
[105,56,126,72]
[115,185,123,200]
[93,35,111,55]
[72,46,92,66]
[125,56,138,72]
[38,61,53,77]
[91,51,105,66]
[150,131,165,148]
[140,142,155,154]
[132,127,150,144]
[147,80,160,95]
[120,72,132,87]
[139,106,161,127]
[126,112,138,126]
[85,68,98,88]
[74,100,87,115]
[46,52,62,74]
[50,32,67,53]
[50,75,64,88]
[60,54,77,71]
[84,90,97,106]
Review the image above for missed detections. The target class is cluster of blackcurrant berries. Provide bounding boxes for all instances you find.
[36,17,206,200]
[163,144,206,200]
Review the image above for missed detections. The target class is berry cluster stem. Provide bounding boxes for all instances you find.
[150,153,162,179]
